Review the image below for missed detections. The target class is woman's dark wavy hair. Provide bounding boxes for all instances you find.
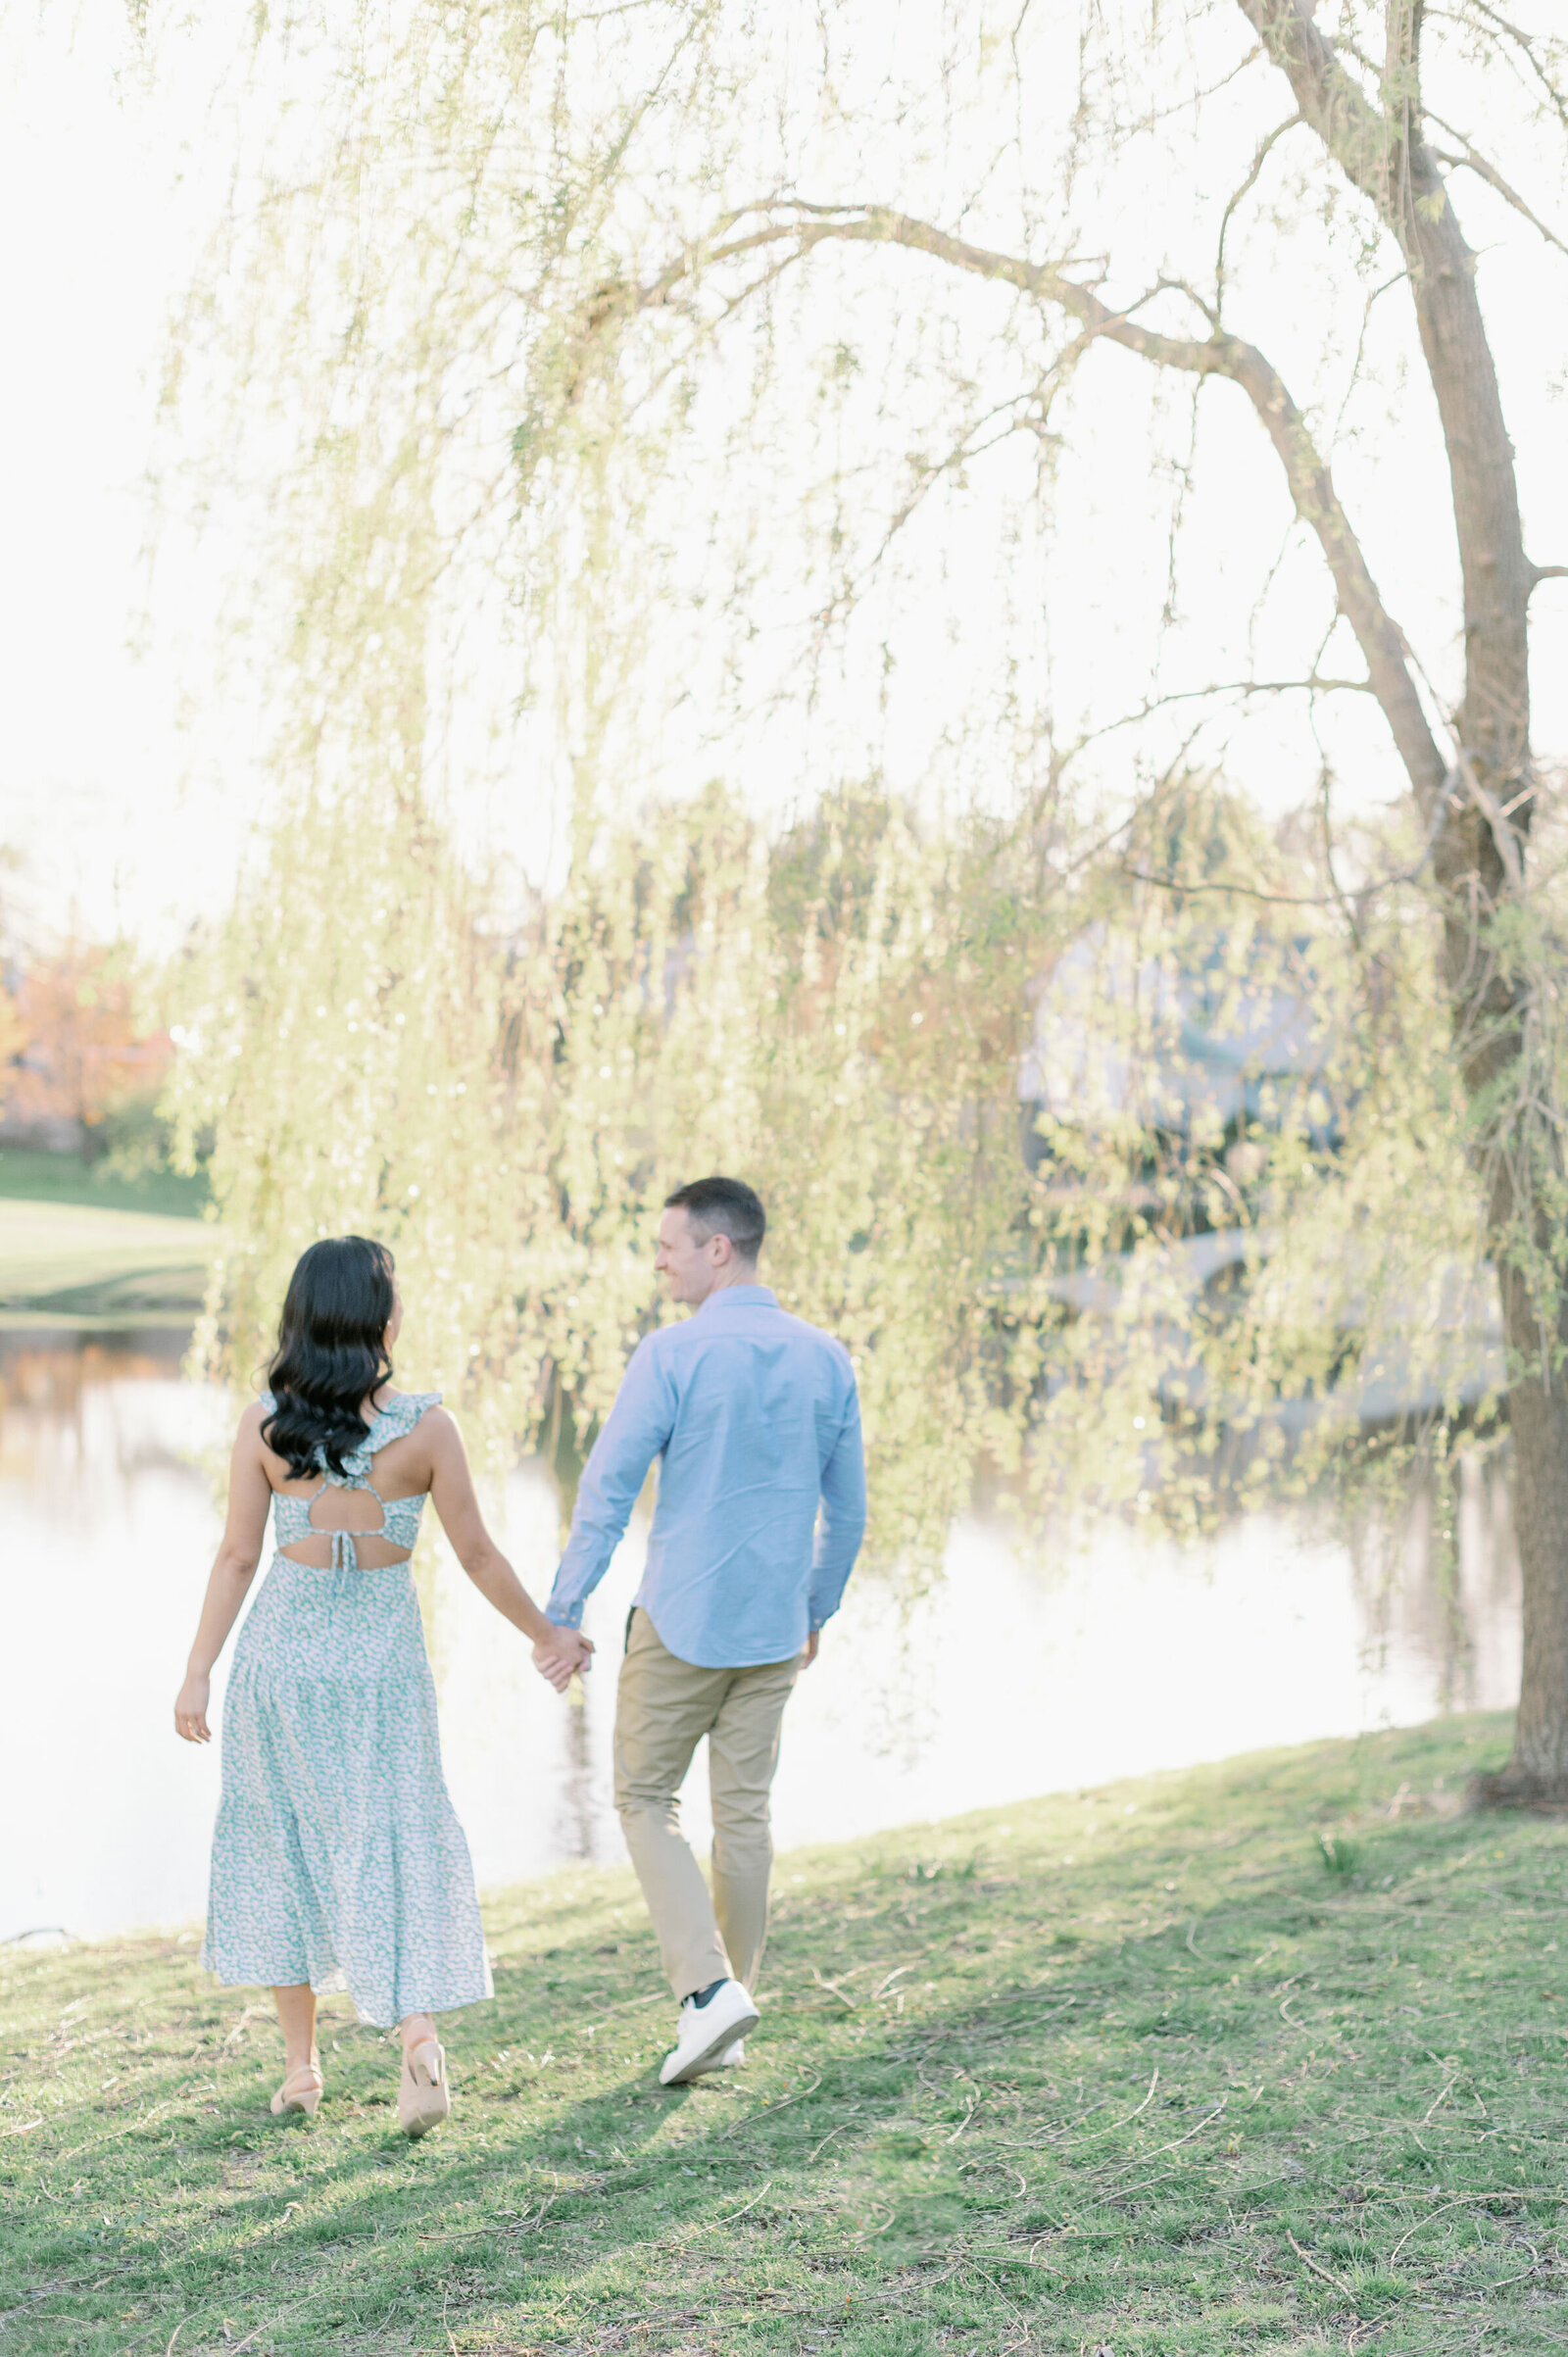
[261,1236,396,1479]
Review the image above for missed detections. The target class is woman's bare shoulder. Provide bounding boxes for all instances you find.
[232,1399,277,1474]
[417,1403,463,1450]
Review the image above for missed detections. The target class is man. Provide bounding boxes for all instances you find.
[543,1175,866,2086]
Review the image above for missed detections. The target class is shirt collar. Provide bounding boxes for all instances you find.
[696,1284,777,1312]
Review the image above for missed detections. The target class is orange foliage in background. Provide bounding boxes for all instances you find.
[0,943,172,1154]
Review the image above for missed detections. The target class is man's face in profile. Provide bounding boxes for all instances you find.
[654,1207,727,1304]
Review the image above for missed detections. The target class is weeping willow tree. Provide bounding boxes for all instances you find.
[172,771,1054,1576]
[155,1,1568,1761]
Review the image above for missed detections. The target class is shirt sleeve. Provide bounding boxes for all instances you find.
[546,1338,676,1628]
[808,1369,867,1632]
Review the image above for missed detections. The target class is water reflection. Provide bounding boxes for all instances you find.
[1,1332,1521,1942]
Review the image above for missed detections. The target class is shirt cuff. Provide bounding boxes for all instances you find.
[546,1599,583,1630]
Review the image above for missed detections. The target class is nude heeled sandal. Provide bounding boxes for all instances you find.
[270,2061,324,2119]
[399,2038,451,2138]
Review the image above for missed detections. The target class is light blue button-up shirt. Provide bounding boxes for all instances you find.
[545,1285,867,1668]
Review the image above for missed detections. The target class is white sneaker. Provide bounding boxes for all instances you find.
[659,1981,759,2086]
[689,2036,745,2077]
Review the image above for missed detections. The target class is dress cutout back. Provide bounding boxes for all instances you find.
[262,1391,442,1572]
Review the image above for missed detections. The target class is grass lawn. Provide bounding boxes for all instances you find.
[4,1711,1564,2355]
[0,1152,208,1221]
[0,1196,216,1322]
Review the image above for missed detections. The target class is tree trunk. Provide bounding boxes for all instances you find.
[1399,90,1568,1801]
[1470,1285,1568,1804]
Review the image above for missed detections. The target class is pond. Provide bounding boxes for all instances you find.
[2,1327,1521,1942]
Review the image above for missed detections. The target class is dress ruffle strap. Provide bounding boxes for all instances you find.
[330,1392,442,1480]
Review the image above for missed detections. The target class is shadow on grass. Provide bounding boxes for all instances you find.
[12,1718,1549,2354]
[179,1811,1485,2272]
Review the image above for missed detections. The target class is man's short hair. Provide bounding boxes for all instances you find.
[664,1175,766,1261]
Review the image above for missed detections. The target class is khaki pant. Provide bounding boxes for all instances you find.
[612,1607,803,1999]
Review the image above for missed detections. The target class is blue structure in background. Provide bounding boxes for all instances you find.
[1016,924,1499,1421]
[1017,923,1342,1190]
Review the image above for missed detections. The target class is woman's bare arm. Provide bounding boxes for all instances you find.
[173,1406,276,1743]
[424,1410,593,1691]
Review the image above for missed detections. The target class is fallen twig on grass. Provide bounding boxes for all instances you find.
[719,2176,773,2223]
[716,2070,823,2137]
[871,1965,915,2001]
[1386,2186,1568,2262]
[416,2193,559,2244]
[1108,2066,1158,2128]
[809,1966,862,2008]
[220,2004,270,2053]
[1093,2099,1226,2185]
[1421,2074,1461,2124]
[1286,2229,1358,2300]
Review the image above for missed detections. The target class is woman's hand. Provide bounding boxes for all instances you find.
[174,1673,213,1743]
[173,1410,269,1740]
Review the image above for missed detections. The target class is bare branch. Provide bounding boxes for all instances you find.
[1458,0,1568,138]
[1216,113,1304,308]
[824,210,1446,810]
[814,391,1052,627]
[1426,133,1568,257]
[1120,866,1373,909]
[1069,674,1378,759]
[590,199,1449,815]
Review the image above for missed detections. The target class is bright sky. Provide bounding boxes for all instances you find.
[0,12,253,954]
[4,5,1565,956]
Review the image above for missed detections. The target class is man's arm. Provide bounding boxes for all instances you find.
[546,1337,675,1628]
[808,1376,867,1636]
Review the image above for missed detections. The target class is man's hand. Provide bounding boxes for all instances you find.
[533,1628,594,1693]
[803,1629,820,1668]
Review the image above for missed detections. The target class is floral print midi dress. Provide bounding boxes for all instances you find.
[201,1392,492,2027]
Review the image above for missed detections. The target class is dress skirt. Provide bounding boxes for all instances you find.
[201,1554,493,2028]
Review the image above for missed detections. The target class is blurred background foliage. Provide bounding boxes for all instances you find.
[163,761,1497,1577]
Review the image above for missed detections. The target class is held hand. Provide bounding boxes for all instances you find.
[803,1628,820,1667]
[532,1628,594,1693]
[174,1673,213,1743]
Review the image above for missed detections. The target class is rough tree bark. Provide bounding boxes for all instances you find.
[601,3,1568,1790]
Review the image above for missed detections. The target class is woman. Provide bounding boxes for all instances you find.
[173,1236,590,2135]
